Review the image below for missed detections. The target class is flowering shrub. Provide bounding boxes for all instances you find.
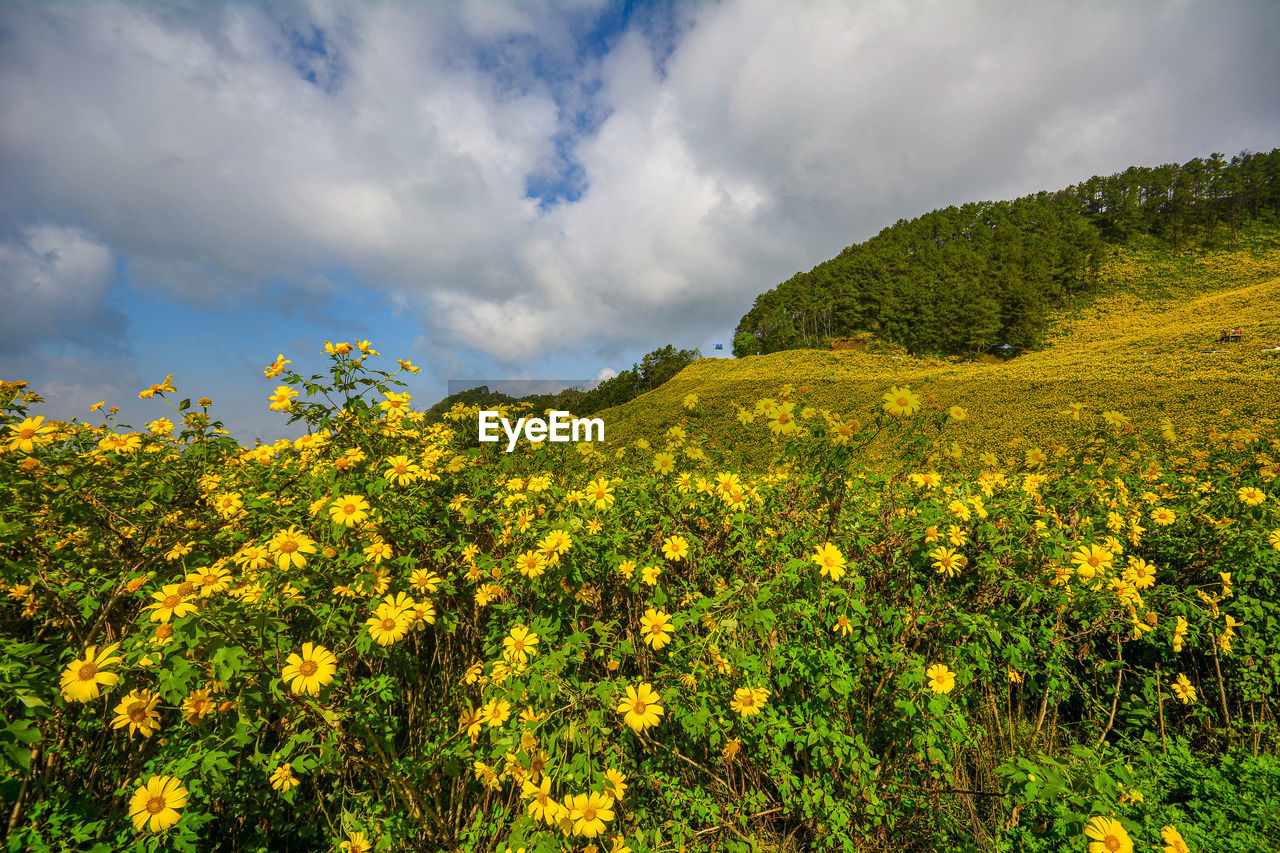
[1,342,1278,852]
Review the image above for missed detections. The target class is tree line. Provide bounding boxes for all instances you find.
[734,148,1280,358]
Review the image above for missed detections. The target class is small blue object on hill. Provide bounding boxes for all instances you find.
[714,343,724,350]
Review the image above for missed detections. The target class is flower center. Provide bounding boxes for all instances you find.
[146,795,166,814]
[380,618,397,632]
[156,625,173,639]
[1104,836,1121,852]
[633,701,647,715]
[582,806,597,821]
[279,540,298,553]
[19,428,35,439]
[129,704,148,722]
[299,660,318,677]
[77,661,98,681]
[343,503,356,514]
[163,594,182,609]
[177,582,195,597]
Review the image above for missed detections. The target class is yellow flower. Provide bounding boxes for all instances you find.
[340,832,373,853]
[929,546,968,578]
[503,625,540,664]
[661,536,689,562]
[639,608,674,650]
[7,415,57,453]
[616,682,663,732]
[568,791,615,838]
[1072,544,1114,581]
[281,643,338,695]
[641,564,663,586]
[811,542,847,581]
[1237,485,1266,506]
[833,614,853,636]
[147,584,198,623]
[1160,825,1191,853]
[59,643,123,702]
[925,663,956,694]
[522,776,561,824]
[366,603,411,646]
[268,525,317,570]
[269,763,300,793]
[516,550,548,578]
[264,354,291,378]
[1149,506,1176,526]
[585,477,615,510]
[947,405,968,422]
[128,775,188,832]
[652,452,676,474]
[1061,402,1087,421]
[480,697,512,728]
[881,386,920,417]
[604,768,628,800]
[181,689,215,724]
[329,494,371,527]
[137,374,177,400]
[1084,816,1133,853]
[729,686,770,716]
[1102,410,1131,428]
[111,689,161,739]
[267,385,297,411]
[1171,673,1197,704]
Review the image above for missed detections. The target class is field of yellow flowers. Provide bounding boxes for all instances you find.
[2,340,1279,853]
[604,226,1280,464]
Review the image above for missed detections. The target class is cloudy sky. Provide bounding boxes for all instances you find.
[2,0,1278,441]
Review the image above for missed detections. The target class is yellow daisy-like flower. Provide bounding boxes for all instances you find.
[661,536,689,562]
[148,584,198,623]
[1171,673,1197,704]
[833,614,853,636]
[1160,825,1191,853]
[480,697,511,728]
[1270,529,1280,551]
[268,526,317,570]
[881,386,920,417]
[585,477,615,510]
[522,776,561,825]
[929,546,968,578]
[329,494,371,528]
[1149,507,1176,526]
[604,768,628,800]
[515,550,547,578]
[181,689,215,725]
[652,452,676,474]
[1237,485,1266,506]
[6,415,58,453]
[729,686,770,716]
[267,385,297,411]
[366,603,411,646]
[281,643,338,695]
[568,791,615,838]
[1071,543,1114,581]
[639,608,674,649]
[1084,816,1133,853]
[264,353,291,378]
[269,763,300,793]
[59,643,123,703]
[616,682,664,732]
[925,663,956,694]
[339,832,373,853]
[810,542,847,581]
[947,405,968,422]
[503,625,540,664]
[641,564,662,586]
[128,775,188,833]
[111,689,161,739]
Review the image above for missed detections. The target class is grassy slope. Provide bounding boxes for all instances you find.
[598,225,1280,460]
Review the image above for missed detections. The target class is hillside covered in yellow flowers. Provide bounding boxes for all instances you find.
[601,223,1280,459]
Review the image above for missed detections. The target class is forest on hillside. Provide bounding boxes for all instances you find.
[734,149,1280,357]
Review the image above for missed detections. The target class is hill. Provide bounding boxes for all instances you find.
[734,149,1280,359]
[600,223,1280,462]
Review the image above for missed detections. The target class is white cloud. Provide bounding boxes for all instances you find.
[1,0,1277,379]
[0,224,123,354]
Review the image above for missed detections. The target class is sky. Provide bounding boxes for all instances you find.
[2,0,1278,442]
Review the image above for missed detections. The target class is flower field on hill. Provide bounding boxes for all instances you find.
[2,346,1279,852]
